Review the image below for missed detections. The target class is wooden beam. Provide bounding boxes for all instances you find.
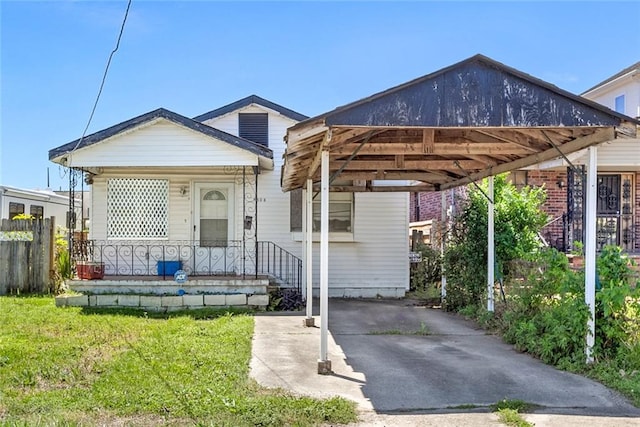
[314,184,437,192]
[327,128,377,146]
[337,171,451,181]
[331,142,535,156]
[307,130,332,179]
[474,129,541,152]
[440,127,615,191]
[344,159,486,170]
[423,129,435,153]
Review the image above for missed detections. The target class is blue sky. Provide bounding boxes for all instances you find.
[1,1,639,191]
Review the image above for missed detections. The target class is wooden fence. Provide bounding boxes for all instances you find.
[0,218,54,295]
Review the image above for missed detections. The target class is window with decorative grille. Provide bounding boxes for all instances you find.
[239,113,268,146]
[107,178,168,239]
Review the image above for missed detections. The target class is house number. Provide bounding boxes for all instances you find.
[257,197,267,202]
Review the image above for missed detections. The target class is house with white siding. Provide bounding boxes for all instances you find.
[48,96,409,298]
[0,185,75,225]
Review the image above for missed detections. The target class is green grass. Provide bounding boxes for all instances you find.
[496,408,533,427]
[0,296,357,426]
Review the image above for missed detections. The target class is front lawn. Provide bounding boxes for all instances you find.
[0,297,356,426]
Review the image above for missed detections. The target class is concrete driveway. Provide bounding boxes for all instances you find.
[250,298,640,426]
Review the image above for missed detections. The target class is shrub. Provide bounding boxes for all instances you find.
[410,243,441,291]
[443,174,548,311]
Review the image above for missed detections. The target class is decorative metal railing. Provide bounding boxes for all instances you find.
[256,241,303,291]
[73,239,301,292]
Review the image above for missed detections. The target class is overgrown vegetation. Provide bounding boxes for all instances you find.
[0,297,357,426]
[443,174,547,310]
[51,227,72,294]
[410,242,442,292]
[442,173,640,405]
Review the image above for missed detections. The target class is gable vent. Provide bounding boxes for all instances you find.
[239,113,268,146]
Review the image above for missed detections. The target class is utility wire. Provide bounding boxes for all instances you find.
[68,0,132,155]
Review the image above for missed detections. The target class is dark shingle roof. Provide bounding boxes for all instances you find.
[49,108,273,161]
[193,95,308,122]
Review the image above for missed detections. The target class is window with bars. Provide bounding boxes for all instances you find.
[107,178,169,239]
[239,113,268,146]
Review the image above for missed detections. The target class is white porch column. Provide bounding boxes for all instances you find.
[440,190,447,300]
[487,176,495,313]
[585,147,598,363]
[318,150,331,374]
[304,179,314,326]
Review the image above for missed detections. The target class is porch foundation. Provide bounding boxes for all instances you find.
[55,292,269,311]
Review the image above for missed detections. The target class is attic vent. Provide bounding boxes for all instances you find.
[239,113,268,146]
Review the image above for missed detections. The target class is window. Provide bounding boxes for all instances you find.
[30,205,44,220]
[9,202,24,219]
[290,189,354,233]
[615,95,625,114]
[239,113,268,146]
[507,170,528,190]
[107,178,168,239]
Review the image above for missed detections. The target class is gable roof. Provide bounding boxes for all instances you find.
[282,54,639,192]
[582,61,640,95]
[49,107,273,161]
[292,54,633,130]
[193,94,308,122]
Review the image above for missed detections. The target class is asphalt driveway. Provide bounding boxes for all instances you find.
[250,298,640,426]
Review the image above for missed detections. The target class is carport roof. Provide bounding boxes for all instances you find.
[282,54,639,192]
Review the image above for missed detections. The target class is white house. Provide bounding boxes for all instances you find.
[582,61,640,120]
[0,185,73,226]
[48,96,409,298]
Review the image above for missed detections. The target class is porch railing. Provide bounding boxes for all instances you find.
[73,239,302,292]
[256,241,303,291]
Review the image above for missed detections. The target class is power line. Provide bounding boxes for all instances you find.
[69,0,133,155]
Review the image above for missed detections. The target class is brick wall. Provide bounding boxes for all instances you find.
[410,171,640,253]
[526,170,567,249]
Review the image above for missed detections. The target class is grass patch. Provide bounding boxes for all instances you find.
[496,408,533,427]
[368,322,430,336]
[0,296,357,426]
[490,399,535,413]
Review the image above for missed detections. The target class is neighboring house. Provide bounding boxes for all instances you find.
[411,61,640,254]
[0,185,76,227]
[48,95,409,297]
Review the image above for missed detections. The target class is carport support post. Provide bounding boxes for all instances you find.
[440,190,447,300]
[318,149,331,374]
[585,146,597,363]
[487,176,495,313]
[303,179,314,327]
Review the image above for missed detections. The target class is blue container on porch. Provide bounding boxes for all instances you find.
[157,261,181,276]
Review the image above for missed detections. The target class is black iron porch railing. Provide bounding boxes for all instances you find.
[73,240,302,292]
[256,241,303,290]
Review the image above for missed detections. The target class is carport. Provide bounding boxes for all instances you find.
[281,54,639,372]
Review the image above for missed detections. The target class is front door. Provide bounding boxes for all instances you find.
[194,183,235,274]
[596,174,635,252]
